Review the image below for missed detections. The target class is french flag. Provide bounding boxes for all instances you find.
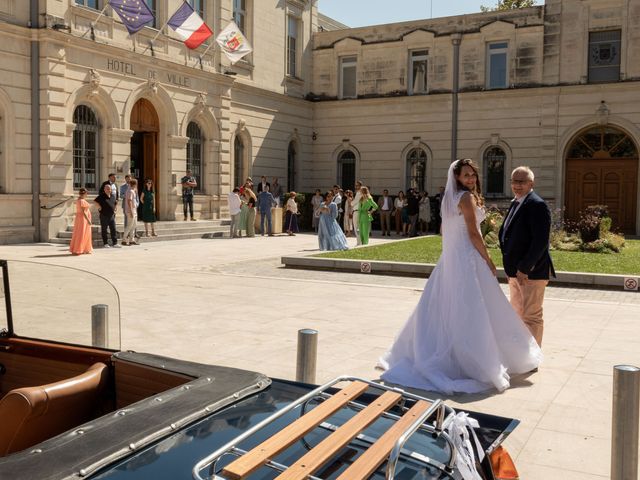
[167,2,213,50]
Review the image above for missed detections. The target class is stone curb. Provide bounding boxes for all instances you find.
[281,254,640,290]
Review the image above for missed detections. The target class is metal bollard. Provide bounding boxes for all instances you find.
[611,365,639,480]
[296,329,318,384]
[91,304,109,348]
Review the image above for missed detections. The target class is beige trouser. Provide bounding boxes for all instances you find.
[508,277,548,347]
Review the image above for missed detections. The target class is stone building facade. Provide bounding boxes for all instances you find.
[311,0,640,235]
[0,0,315,243]
[1,0,639,244]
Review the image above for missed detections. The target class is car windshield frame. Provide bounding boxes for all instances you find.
[0,259,122,350]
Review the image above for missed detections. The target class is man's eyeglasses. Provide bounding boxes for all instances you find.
[510,179,530,185]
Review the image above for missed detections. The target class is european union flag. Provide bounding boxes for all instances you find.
[109,0,155,35]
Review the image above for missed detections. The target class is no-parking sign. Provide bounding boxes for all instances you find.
[624,277,639,291]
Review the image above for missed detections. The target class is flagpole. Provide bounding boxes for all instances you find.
[149,0,188,48]
[92,0,110,27]
[193,42,214,68]
[81,0,110,38]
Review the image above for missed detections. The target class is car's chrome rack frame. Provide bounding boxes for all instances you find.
[192,376,458,480]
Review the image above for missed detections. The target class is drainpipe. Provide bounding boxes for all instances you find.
[451,33,462,163]
[30,0,41,241]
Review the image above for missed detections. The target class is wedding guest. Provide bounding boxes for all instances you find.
[122,178,139,246]
[181,169,197,221]
[69,188,93,255]
[393,191,406,235]
[284,192,299,235]
[271,177,283,206]
[311,189,323,232]
[257,185,277,236]
[343,190,354,236]
[377,189,393,236]
[332,185,343,226]
[418,191,431,234]
[406,188,420,237]
[228,187,242,238]
[358,186,378,245]
[317,191,348,251]
[433,186,445,234]
[402,197,411,236]
[244,185,257,237]
[350,181,363,244]
[119,174,131,229]
[257,175,270,193]
[140,178,157,237]
[101,173,119,205]
[94,183,120,248]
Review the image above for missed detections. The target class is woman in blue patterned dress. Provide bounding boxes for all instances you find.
[317,191,349,251]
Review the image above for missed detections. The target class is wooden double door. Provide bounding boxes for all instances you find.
[565,158,638,234]
[130,99,159,217]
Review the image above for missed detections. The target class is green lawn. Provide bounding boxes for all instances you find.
[317,236,640,275]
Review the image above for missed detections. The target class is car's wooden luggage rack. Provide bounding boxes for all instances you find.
[192,376,459,480]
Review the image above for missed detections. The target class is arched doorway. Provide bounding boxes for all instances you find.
[130,99,160,215]
[565,126,638,233]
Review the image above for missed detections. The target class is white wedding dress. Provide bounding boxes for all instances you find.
[380,164,542,395]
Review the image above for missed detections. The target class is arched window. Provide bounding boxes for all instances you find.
[405,148,427,191]
[287,142,296,192]
[186,122,203,193]
[73,105,99,190]
[483,146,506,196]
[234,136,244,188]
[337,150,356,191]
[567,126,637,159]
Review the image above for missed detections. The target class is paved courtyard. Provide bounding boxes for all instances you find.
[0,233,639,479]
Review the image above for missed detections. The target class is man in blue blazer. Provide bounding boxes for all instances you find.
[499,166,555,347]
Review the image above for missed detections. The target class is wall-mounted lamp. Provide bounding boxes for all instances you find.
[312,131,318,141]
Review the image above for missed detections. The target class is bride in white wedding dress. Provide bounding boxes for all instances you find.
[379,159,542,394]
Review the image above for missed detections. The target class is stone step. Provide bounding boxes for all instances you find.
[59,225,228,237]
[56,219,231,245]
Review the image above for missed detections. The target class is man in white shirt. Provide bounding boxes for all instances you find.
[228,187,242,238]
[377,189,392,237]
[350,181,363,245]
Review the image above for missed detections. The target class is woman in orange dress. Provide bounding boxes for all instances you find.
[69,188,93,255]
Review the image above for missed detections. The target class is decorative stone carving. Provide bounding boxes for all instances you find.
[596,101,610,126]
[195,92,207,116]
[237,118,246,132]
[147,80,158,95]
[491,133,500,145]
[88,69,101,97]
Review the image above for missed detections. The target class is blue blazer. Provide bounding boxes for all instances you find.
[499,191,556,280]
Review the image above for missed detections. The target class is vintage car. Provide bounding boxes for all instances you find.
[0,259,520,479]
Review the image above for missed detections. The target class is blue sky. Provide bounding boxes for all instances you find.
[318,0,544,27]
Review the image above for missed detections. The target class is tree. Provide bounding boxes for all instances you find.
[480,0,536,12]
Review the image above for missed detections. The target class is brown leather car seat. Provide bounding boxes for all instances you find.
[0,362,109,456]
